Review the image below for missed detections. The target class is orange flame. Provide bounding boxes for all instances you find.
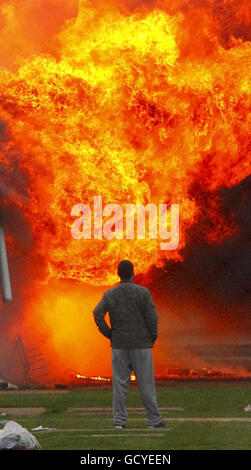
[0,0,250,381]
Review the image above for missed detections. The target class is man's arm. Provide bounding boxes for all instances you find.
[93,293,111,339]
[143,289,158,342]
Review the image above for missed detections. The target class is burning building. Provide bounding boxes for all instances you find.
[0,0,250,386]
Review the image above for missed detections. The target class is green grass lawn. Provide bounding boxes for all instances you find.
[0,381,250,450]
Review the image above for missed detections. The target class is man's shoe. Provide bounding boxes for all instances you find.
[114,424,125,429]
[148,422,170,430]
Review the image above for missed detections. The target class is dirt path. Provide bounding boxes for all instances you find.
[0,390,69,394]
[68,406,184,413]
[0,407,46,417]
[129,417,251,422]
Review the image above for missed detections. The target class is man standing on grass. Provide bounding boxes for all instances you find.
[93,260,169,430]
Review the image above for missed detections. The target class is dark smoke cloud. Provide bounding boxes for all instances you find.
[0,120,31,248]
[0,121,29,203]
[183,175,251,305]
[135,174,251,374]
[148,174,251,309]
[144,174,251,370]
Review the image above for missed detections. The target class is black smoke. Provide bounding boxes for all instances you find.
[143,175,251,371]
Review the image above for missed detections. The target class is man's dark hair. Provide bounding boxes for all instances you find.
[118,260,134,280]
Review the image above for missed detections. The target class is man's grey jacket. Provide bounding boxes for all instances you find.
[93,280,158,349]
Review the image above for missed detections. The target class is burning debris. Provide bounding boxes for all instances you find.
[55,366,251,388]
[75,373,111,383]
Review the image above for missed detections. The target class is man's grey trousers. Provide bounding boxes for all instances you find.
[111,348,162,427]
